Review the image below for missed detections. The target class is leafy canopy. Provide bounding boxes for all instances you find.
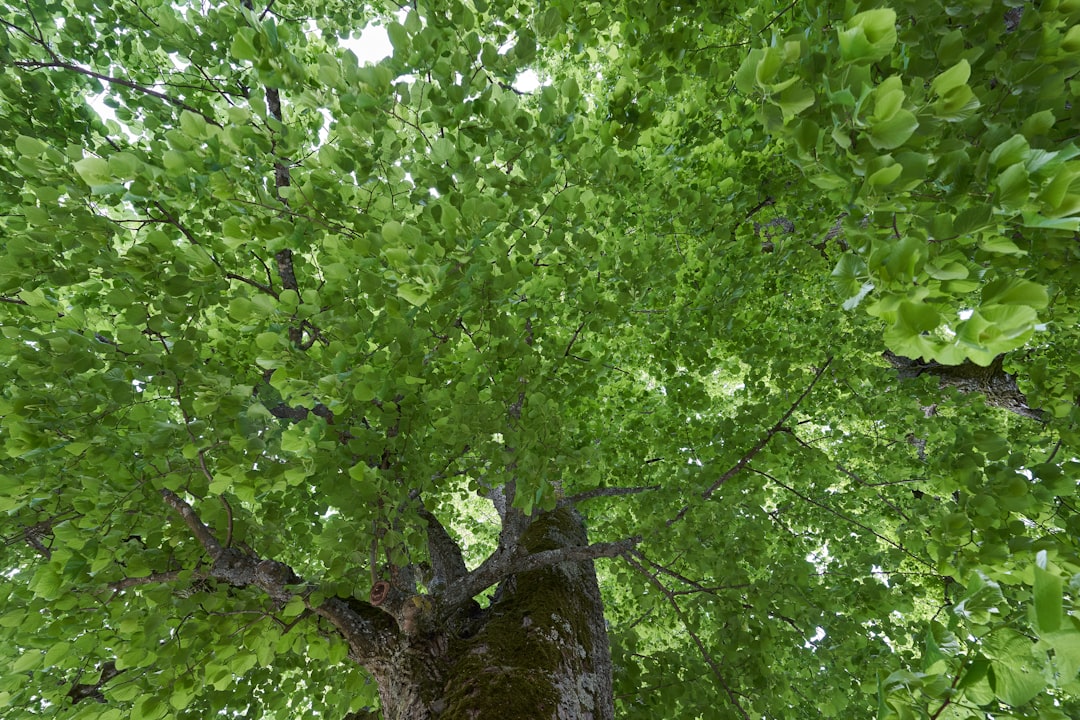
[1,0,1080,718]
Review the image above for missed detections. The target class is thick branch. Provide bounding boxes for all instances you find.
[161,489,223,558]
[416,505,467,593]
[160,489,394,661]
[884,351,1044,420]
[440,536,639,610]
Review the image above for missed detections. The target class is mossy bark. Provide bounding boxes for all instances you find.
[369,507,614,720]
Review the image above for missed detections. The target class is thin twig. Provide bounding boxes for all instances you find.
[668,358,833,527]
[13,60,220,126]
[624,555,751,720]
[565,485,661,503]
[564,319,588,357]
[750,467,931,568]
[702,357,832,500]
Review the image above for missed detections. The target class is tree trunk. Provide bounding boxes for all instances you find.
[368,508,615,720]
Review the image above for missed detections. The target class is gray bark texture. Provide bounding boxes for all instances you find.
[162,490,621,720]
[884,351,1043,420]
[368,507,615,720]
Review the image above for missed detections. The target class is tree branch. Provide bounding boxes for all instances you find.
[161,489,223,558]
[884,351,1044,420]
[12,60,220,127]
[109,570,186,591]
[160,489,395,662]
[564,485,661,504]
[440,535,639,610]
[702,357,832,500]
[66,661,122,704]
[416,504,468,593]
[668,358,833,527]
[623,554,751,720]
[749,467,932,568]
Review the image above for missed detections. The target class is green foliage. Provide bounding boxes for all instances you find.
[0,1,1078,719]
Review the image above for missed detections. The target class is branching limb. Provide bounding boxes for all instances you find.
[440,535,640,611]
[702,357,832,500]
[623,554,751,720]
[668,357,833,527]
[629,549,748,597]
[160,489,395,662]
[416,504,467,593]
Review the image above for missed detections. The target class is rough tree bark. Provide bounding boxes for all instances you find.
[161,489,627,720]
[371,508,615,720]
[884,350,1043,420]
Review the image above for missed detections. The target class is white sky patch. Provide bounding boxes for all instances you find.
[88,91,119,125]
[339,23,394,65]
[871,564,890,587]
[804,626,826,649]
[514,69,542,92]
[806,543,831,573]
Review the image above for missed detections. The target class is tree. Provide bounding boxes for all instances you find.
[1,0,1079,718]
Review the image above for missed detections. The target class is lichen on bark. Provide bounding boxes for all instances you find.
[438,507,614,720]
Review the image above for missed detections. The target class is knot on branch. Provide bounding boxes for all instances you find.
[369,581,435,636]
[369,580,391,607]
[210,547,257,587]
[256,558,299,587]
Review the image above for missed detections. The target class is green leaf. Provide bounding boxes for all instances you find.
[977,236,1025,255]
[931,59,971,97]
[1033,564,1062,634]
[735,49,765,94]
[73,157,111,185]
[387,22,409,54]
[868,162,902,187]
[995,162,1030,211]
[15,135,47,156]
[990,134,1030,169]
[397,283,431,307]
[775,85,815,118]
[869,110,918,150]
[838,9,898,64]
[255,332,282,350]
[981,278,1048,308]
[230,28,258,61]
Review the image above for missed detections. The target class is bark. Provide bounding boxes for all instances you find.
[366,507,615,720]
[884,351,1043,420]
[161,491,621,719]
